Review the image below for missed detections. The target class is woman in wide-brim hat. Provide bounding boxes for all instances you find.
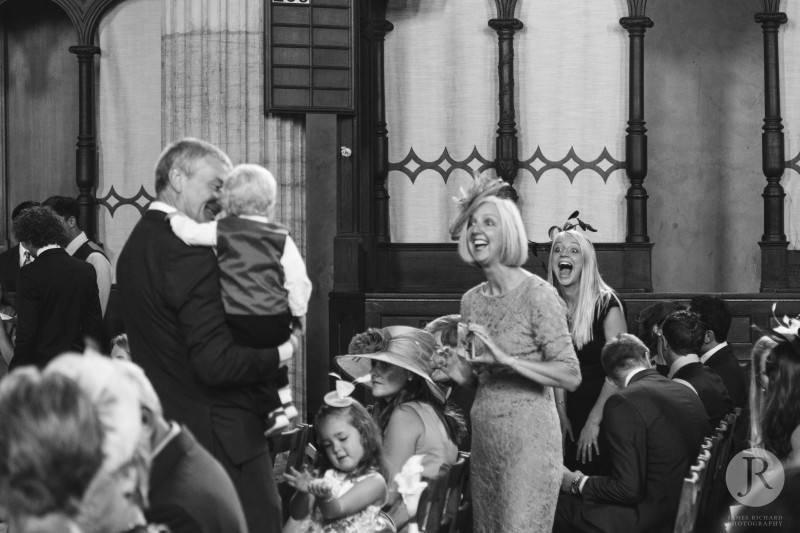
[336,325,465,530]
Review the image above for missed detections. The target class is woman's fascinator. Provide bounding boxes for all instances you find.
[760,303,800,357]
[335,326,447,403]
[449,170,517,241]
[547,210,597,241]
[324,372,370,407]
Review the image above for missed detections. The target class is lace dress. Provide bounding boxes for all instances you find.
[296,469,386,533]
[462,275,580,533]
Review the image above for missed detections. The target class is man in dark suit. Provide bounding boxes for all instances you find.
[117,138,295,533]
[118,358,248,533]
[690,295,748,408]
[661,309,733,428]
[555,334,711,533]
[10,206,102,369]
[0,200,40,310]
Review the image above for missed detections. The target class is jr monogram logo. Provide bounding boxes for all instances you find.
[726,449,785,507]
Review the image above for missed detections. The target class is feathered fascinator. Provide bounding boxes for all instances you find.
[764,303,800,357]
[449,171,516,241]
[547,210,597,241]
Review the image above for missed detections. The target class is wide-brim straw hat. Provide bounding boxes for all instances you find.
[335,325,446,403]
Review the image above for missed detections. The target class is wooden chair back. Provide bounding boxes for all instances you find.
[269,424,310,476]
[707,409,742,526]
[269,424,311,523]
[417,455,469,533]
[695,427,725,531]
[673,441,714,533]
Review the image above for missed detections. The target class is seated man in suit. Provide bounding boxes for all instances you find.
[689,295,748,408]
[10,206,102,369]
[555,334,711,533]
[661,309,733,428]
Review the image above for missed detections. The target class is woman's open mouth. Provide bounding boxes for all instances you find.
[558,261,573,275]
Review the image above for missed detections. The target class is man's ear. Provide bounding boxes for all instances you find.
[168,167,184,193]
[704,330,715,345]
[67,216,78,229]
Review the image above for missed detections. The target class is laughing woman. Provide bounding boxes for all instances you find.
[438,176,581,533]
[548,229,626,476]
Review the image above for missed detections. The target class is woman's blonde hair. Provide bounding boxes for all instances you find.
[457,196,528,267]
[221,164,277,218]
[547,229,621,349]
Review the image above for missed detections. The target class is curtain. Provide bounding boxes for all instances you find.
[385,0,627,243]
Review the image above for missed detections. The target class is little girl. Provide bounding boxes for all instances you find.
[284,395,389,533]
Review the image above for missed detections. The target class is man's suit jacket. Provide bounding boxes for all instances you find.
[117,208,283,532]
[0,244,20,307]
[704,344,748,409]
[11,247,102,369]
[117,209,281,463]
[556,369,711,533]
[674,362,733,428]
[146,426,247,533]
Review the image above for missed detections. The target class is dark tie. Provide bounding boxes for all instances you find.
[22,251,31,266]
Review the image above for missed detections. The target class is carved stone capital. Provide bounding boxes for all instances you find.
[488,18,524,33]
[372,20,394,39]
[619,17,654,30]
[755,12,788,26]
[69,45,101,57]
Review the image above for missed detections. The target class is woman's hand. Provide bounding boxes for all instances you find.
[284,466,316,493]
[431,344,473,385]
[467,323,514,367]
[576,419,600,464]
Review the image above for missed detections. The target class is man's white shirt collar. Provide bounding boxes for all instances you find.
[624,367,649,387]
[148,201,177,214]
[700,342,728,364]
[65,231,89,256]
[668,353,701,379]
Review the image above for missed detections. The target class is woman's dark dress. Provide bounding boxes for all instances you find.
[563,298,621,476]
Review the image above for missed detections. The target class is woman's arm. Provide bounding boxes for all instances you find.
[315,475,388,520]
[382,406,424,506]
[575,306,627,462]
[554,388,573,448]
[469,324,581,391]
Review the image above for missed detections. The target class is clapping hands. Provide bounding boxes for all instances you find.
[284,466,316,493]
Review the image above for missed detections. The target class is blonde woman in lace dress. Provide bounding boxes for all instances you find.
[438,177,581,533]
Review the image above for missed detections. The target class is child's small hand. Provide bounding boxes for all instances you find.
[284,466,315,493]
[291,315,306,336]
[308,479,334,501]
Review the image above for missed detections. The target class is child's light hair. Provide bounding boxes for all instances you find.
[548,229,622,349]
[314,400,387,481]
[221,164,277,217]
[457,196,528,267]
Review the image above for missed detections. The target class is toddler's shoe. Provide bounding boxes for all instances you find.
[264,408,290,438]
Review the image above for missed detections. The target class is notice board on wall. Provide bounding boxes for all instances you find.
[266,0,356,113]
